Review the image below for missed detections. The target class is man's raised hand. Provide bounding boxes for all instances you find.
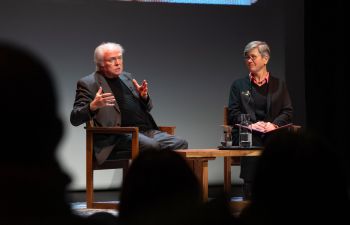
[90,87,115,111]
[132,79,148,99]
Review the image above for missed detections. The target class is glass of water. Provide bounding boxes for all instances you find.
[239,114,252,147]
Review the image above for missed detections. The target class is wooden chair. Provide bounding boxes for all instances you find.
[223,106,301,195]
[223,106,241,194]
[85,120,175,209]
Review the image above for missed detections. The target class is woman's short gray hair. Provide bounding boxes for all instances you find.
[94,42,124,69]
[243,41,270,59]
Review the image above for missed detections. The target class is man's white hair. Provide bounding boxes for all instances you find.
[94,42,124,70]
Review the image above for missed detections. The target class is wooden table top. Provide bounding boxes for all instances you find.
[175,148,262,158]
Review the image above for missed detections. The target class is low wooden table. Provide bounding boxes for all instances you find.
[176,148,262,201]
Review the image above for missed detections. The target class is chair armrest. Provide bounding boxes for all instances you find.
[289,125,302,133]
[85,126,139,160]
[86,126,139,134]
[158,126,176,135]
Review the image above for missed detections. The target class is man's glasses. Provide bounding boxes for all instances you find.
[105,56,123,64]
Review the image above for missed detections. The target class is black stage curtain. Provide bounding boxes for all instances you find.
[304,1,348,177]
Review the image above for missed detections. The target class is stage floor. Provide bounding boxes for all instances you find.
[68,185,246,217]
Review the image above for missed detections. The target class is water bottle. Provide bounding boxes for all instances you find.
[239,114,252,147]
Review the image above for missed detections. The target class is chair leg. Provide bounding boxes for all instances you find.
[122,160,130,180]
[86,162,93,208]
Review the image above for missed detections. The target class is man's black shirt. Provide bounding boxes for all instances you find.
[106,77,155,131]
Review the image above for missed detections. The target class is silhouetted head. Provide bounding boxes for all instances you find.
[246,130,350,224]
[0,42,63,164]
[0,41,114,225]
[118,150,202,225]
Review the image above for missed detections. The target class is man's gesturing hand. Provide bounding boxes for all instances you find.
[90,87,115,111]
[132,79,148,99]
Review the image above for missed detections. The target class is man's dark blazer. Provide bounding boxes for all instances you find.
[228,74,293,145]
[70,71,158,165]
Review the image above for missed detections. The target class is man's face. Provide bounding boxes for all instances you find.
[244,48,269,74]
[100,49,123,78]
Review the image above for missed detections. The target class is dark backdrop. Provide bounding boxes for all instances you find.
[304,1,348,183]
[1,0,306,189]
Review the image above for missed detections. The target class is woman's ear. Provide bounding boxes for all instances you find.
[264,55,270,65]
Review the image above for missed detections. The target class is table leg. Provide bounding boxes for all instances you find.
[193,159,208,201]
[186,158,212,201]
[224,157,232,195]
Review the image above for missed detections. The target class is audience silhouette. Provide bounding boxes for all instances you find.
[0,42,117,225]
[117,150,203,225]
[117,149,240,225]
[202,191,240,225]
[239,130,350,225]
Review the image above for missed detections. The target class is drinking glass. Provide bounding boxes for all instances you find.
[239,114,252,147]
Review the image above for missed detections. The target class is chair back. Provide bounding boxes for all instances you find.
[224,106,229,126]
